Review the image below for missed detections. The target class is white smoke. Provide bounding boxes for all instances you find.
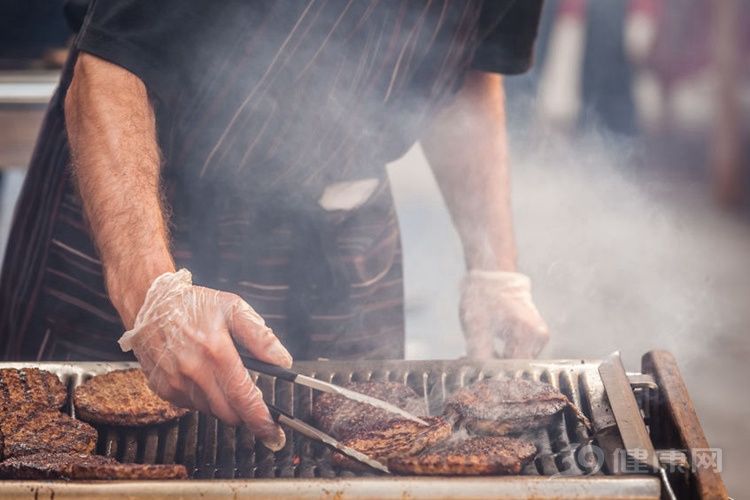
[392,126,750,370]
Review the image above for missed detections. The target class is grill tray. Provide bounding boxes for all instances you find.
[0,359,662,499]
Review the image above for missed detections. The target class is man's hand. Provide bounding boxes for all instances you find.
[65,54,290,447]
[421,71,550,358]
[460,271,549,358]
[119,270,293,450]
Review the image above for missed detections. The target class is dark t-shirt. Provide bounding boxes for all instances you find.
[1,0,543,361]
[72,1,542,197]
[74,1,542,98]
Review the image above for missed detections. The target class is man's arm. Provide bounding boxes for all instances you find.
[421,70,549,358]
[64,54,292,449]
[422,71,515,272]
[65,53,173,328]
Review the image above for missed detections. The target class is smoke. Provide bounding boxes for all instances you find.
[393,112,750,373]
[511,128,750,370]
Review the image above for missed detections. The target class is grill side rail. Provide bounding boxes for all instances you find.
[642,350,730,500]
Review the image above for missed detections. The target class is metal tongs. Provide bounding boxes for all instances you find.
[243,358,429,474]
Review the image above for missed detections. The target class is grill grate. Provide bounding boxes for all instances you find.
[2,360,611,479]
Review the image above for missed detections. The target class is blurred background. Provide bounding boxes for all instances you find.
[0,0,748,496]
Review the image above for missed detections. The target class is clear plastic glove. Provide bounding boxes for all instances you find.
[118,269,292,451]
[460,270,550,359]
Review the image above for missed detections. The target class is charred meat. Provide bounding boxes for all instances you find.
[443,378,590,435]
[74,368,189,426]
[331,416,451,470]
[0,452,188,480]
[312,381,427,440]
[0,368,67,412]
[388,435,537,475]
[0,404,97,459]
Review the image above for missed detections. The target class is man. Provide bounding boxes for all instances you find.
[0,1,548,449]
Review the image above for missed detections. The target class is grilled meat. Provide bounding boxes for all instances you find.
[0,404,97,459]
[0,452,188,480]
[74,368,189,426]
[313,381,427,440]
[388,435,537,475]
[331,416,452,470]
[443,378,590,435]
[0,452,116,479]
[73,461,189,480]
[0,368,67,412]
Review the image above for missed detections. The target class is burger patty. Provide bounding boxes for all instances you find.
[0,452,188,480]
[331,416,452,470]
[313,381,427,441]
[443,378,591,435]
[0,368,67,412]
[0,404,98,459]
[388,436,537,475]
[74,369,189,426]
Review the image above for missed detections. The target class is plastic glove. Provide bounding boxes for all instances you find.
[460,270,550,359]
[118,269,293,451]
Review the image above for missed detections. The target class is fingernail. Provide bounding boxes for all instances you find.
[269,341,293,368]
[260,425,286,452]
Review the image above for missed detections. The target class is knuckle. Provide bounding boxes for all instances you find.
[219,291,244,310]
[201,337,229,363]
[223,369,254,398]
[176,357,204,380]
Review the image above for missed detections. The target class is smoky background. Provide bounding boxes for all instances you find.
[390,1,749,496]
[0,0,748,496]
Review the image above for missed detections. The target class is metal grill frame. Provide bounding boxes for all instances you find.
[0,359,663,499]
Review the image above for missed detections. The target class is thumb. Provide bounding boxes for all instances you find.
[225,294,293,368]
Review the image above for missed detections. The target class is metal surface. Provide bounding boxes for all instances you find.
[599,353,660,472]
[627,373,659,390]
[0,477,661,499]
[598,353,677,500]
[0,358,668,499]
[643,350,730,499]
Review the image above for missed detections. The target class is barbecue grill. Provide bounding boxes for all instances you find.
[0,350,728,499]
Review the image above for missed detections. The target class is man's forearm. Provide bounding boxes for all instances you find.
[422,71,517,272]
[65,53,174,328]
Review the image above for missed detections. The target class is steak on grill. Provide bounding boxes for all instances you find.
[0,452,188,480]
[0,404,97,459]
[443,378,591,435]
[331,416,452,470]
[312,381,427,440]
[74,368,190,426]
[388,435,537,475]
[0,368,67,412]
